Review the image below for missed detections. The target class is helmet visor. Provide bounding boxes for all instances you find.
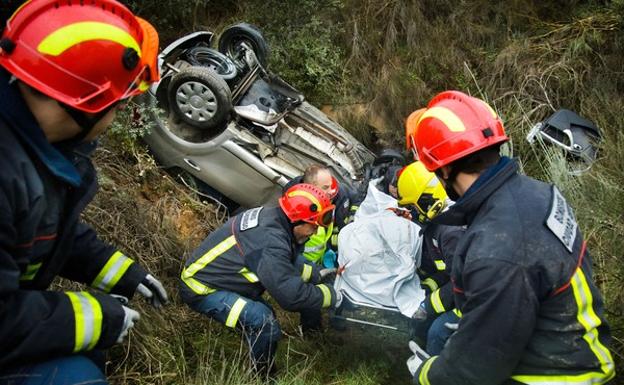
[315,205,336,228]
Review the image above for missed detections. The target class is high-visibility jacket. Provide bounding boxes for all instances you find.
[302,222,333,263]
[415,158,615,385]
[285,175,360,262]
[0,70,147,369]
[179,206,337,312]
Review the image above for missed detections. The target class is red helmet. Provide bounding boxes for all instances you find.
[0,0,159,113]
[327,176,339,201]
[408,91,508,171]
[279,183,335,227]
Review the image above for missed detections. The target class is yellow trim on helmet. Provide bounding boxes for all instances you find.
[417,106,466,133]
[38,22,142,57]
[288,190,322,210]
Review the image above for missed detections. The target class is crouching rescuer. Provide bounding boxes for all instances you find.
[405,91,614,384]
[179,183,340,373]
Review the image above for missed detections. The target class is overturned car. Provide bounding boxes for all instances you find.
[140,24,388,210]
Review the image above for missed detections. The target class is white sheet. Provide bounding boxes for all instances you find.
[335,179,425,317]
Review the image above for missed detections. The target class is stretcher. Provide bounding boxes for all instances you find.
[329,179,425,334]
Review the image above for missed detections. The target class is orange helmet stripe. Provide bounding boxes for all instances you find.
[418,106,466,133]
[37,22,141,57]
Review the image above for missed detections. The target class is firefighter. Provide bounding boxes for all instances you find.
[283,165,356,333]
[397,160,464,354]
[285,164,358,266]
[0,1,166,384]
[405,91,615,384]
[179,183,340,374]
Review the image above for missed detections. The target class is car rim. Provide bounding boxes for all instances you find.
[175,81,218,122]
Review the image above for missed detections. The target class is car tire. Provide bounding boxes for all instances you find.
[185,46,238,81]
[218,22,269,68]
[168,66,232,132]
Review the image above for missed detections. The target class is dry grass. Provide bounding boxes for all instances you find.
[78,0,624,382]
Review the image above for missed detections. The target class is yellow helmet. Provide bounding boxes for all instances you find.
[397,161,447,221]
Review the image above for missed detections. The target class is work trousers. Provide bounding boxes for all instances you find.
[427,311,460,355]
[0,356,107,385]
[188,290,281,369]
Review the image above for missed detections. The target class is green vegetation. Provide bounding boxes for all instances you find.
[89,1,623,383]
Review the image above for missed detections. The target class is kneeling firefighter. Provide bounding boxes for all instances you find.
[179,183,340,374]
[397,160,464,354]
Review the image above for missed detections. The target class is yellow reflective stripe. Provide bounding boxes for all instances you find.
[418,356,437,385]
[304,244,324,253]
[225,298,247,328]
[183,236,237,278]
[91,251,134,293]
[38,22,141,57]
[430,289,446,313]
[452,308,462,318]
[422,278,438,292]
[513,268,617,385]
[317,284,332,308]
[511,371,615,384]
[301,264,313,282]
[434,259,446,271]
[19,262,42,281]
[66,292,102,353]
[287,190,321,209]
[330,234,338,247]
[418,106,466,133]
[180,274,216,295]
[570,267,614,379]
[239,267,260,283]
[304,227,327,262]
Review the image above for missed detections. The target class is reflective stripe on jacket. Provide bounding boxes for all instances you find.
[415,159,614,385]
[180,206,336,311]
[0,70,143,368]
[303,222,334,263]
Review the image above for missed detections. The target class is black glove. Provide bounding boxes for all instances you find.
[319,268,337,284]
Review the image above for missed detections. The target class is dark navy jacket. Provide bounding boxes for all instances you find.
[180,206,336,311]
[415,158,614,385]
[0,70,147,369]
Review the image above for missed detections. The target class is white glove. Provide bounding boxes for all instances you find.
[116,306,140,343]
[334,290,343,308]
[444,322,459,331]
[136,274,168,308]
[406,340,430,377]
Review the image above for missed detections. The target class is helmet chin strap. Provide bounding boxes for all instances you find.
[56,102,113,147]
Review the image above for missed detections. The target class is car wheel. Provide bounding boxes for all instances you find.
[168,66,232,131]
[185,46,238,81]
[218,22,269,68]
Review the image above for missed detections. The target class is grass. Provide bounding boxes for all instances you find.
[78,0,624,383]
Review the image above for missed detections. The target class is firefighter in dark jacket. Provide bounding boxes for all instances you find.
[405,90,614,384]
[397,160,464,354]
[0,1,167,384]
[180,183,339,373]
[283,165,358,332]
